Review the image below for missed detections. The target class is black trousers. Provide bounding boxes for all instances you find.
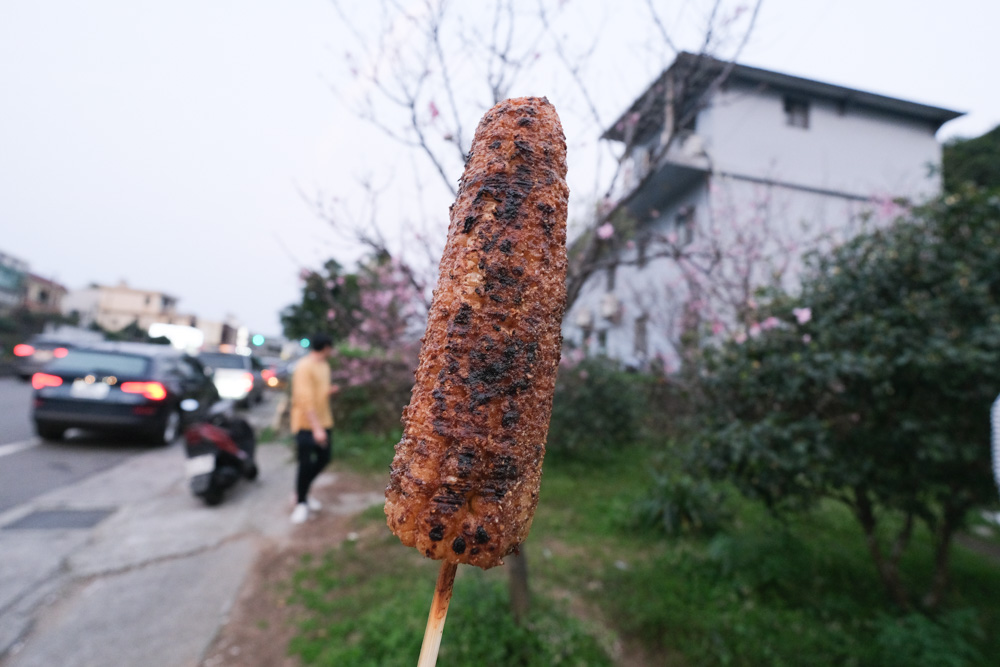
[295,429,332,504]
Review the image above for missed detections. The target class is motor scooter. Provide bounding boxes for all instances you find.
[181,399,258,505]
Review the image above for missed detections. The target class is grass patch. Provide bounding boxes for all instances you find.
[285,440,1000,665]
[330,429,398,474]
[288,530,611,665]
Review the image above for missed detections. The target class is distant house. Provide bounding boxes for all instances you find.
[0,250,29,313]
[62,280,196,332]
[22,273,68,315]
[565,52,962,368]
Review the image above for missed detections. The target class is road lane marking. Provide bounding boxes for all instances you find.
[0,440,38,458]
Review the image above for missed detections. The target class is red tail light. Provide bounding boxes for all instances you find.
[32,373,63,390]
[53,347,69,358]
[121,381,168,400]
[261,369,275,381]
[14,344,35,357]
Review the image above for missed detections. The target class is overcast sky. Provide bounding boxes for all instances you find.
[1,0,997,335]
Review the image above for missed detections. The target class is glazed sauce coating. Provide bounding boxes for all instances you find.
[385,97,568,569]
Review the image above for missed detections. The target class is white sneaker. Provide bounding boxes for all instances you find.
[307,497,322,512]
[290,503,309,524]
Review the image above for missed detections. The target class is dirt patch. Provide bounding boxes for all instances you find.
[200,470,386,667]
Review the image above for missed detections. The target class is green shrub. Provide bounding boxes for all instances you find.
[872,609,984,667]
[547,358,646,458]
[632,470,731,536]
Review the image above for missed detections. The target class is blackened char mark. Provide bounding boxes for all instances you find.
[465,336,523,410]
[474,165,535,232]
[513,140,533,157]
[537,202,556,237]
[453,303,472,326]
[488,455,519,500]
[456,447,476,478]
[432,484,467,515]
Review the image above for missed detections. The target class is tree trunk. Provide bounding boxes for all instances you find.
[923,507,960,611]
[852,488,911,610]
[507,550,531,626]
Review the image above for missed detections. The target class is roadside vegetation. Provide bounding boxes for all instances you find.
[288,423,1000,666]
[277,138,1000,664]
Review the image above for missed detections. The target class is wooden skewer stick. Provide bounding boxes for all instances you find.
[417,561,459,667]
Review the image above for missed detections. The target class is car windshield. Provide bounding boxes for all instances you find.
[199,353,248,370]
[46,350,150,377]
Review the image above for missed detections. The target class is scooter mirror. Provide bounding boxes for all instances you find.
[179,398,200,412]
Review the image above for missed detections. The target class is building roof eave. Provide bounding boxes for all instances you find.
[603,52,965,142]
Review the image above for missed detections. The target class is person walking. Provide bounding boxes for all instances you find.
[289,334,339,524]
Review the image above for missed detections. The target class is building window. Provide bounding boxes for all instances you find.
[676,205,695,245]
[597,329,608,354]
[634,313,649,359]
[784,97,810,129]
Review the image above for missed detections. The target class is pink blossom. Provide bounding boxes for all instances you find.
[793,307,812,324]
[802,334,812,343]
[734,331,747,344]
[579,370,589,380]
[712,320,723,336]
[626,240,635,250]
[596,222,615,240]
[749,322,761,338]
[327,309,336,321]
[428,101,440,120]
[747,298,758,310]
[325,280,335,289]
[761,316,780,331]
[298,268,312,281]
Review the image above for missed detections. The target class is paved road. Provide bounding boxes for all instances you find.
[0,378,33,445]
[0,391,301,666]
[0,384,282,515]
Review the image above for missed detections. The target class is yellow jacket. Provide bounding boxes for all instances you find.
[290,355,333,432]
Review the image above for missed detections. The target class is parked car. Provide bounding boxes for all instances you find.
[13,335,78,380]
[258,356,287,389]
[31,342,220,443]
[198,351,264,408]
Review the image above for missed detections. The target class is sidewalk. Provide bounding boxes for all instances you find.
[0,420,296,666]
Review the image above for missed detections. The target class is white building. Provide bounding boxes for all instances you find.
[62,280,196,332]
[566,53,962,369]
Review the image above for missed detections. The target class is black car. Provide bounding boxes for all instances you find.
[14,335,78,380]
[31,342,220,444]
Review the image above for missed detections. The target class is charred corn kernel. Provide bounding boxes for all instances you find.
[385,97,569,569]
